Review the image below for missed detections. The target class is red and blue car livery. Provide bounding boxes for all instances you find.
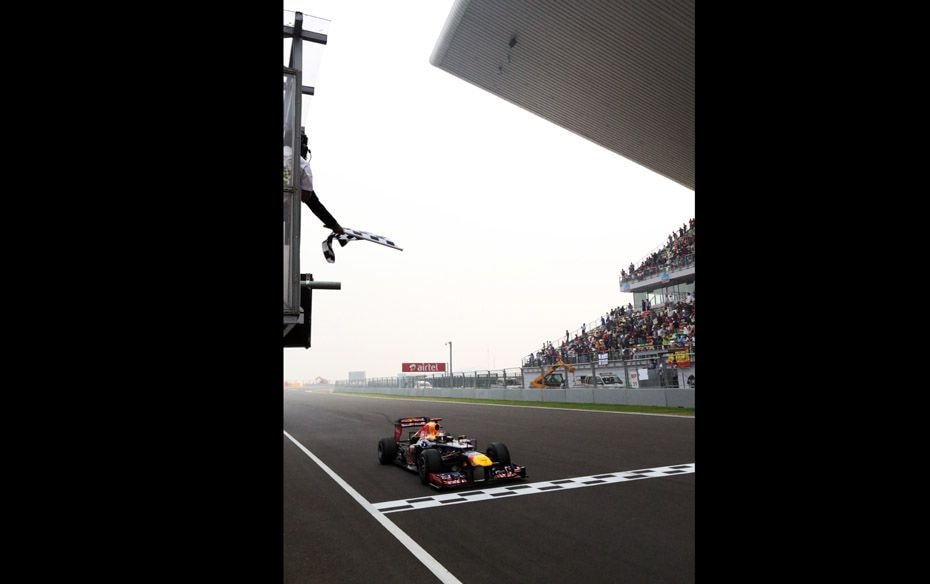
[377,416,527,489]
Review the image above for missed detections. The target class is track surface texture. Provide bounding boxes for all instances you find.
[284,389,694,583]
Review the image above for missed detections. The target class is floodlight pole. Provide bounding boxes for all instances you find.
[445,341,453,385]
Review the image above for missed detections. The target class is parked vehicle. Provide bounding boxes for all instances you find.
[600,374,625,387]
[579,374,624,387]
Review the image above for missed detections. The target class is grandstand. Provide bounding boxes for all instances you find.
[523,219,695,389]
[620,218,694,307]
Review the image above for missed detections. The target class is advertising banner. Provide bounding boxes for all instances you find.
[402,363,446,373]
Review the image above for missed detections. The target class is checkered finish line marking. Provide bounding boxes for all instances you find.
[374,463,695,514]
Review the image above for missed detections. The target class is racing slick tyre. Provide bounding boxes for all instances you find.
[486,442,511,466]
[418,448,442,485]
[378,437,397,465]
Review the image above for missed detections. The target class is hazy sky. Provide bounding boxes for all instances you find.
[283,0,694,382]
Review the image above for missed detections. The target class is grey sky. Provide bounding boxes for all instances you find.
[283,0,694,382]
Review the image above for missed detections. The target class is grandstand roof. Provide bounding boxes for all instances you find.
[431,0,694,191]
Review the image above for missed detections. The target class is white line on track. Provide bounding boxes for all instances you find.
[373,463,695,513]
[283,430,463,584]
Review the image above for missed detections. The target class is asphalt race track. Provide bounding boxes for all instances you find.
[283,389,695,583]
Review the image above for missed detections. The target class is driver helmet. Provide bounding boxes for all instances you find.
[420,421,438,440]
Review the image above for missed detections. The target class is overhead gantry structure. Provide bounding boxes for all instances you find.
[283,11,341,348]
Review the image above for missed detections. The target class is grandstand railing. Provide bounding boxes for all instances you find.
[620,252,695,284]
[522,347,694,368]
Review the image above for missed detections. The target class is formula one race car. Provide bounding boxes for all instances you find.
[377,416,527,489]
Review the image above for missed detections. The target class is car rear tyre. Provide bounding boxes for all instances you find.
[378,437,397,465]
[418,448,442,484]
[486,442,511,466]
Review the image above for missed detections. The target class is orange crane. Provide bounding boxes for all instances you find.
[529,360,576,388]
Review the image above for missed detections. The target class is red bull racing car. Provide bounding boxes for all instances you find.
[377,416,527,489]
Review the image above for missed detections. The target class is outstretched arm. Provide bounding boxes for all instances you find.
[302,189,344,235]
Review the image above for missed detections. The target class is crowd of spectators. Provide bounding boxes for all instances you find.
[524,292,695,367]
[620,218,695,283]
[525,218,696,368]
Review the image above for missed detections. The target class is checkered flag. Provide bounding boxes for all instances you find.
[342,228,401,249]
[322,227,402,263]
[321,237,336,263]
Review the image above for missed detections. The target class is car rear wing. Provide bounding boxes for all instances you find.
[394,416,442,427]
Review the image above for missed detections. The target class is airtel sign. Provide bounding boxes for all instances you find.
[402,362,446,372]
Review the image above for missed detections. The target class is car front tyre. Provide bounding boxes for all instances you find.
[486,442,511,466]
[419,448,442,484]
